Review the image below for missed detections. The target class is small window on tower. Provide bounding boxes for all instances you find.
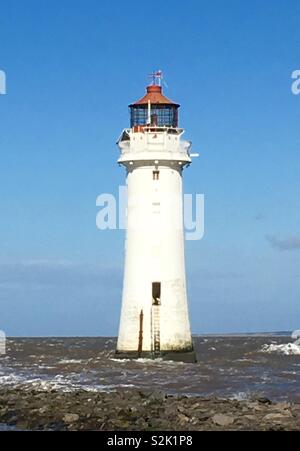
[152,282,161,305]
[153,171,159,180]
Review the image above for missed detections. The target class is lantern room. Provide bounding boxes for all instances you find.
[129,79,180,129]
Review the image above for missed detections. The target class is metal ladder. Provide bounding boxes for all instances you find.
[152,305,161,357]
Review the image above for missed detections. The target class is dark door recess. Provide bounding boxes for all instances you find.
[152,282,161,305]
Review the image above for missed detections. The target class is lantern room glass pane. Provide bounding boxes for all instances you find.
[130,105,178,128]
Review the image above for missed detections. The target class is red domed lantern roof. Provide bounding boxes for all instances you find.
[130,85,180,107]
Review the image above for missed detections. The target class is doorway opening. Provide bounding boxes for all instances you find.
[153,171,160,180]
[152,282,161,305]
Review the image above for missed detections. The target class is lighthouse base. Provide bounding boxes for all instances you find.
[114,350,197,363]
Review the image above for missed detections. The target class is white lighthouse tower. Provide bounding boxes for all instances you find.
[116,72,196,362]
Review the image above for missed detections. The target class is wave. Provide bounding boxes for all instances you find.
[0,372,137,392]
[261,342,300,355]
[57,359,85,364]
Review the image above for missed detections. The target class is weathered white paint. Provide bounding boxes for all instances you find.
[116,127,193,354]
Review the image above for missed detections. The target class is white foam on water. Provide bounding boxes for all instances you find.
[57,359,85,364]
[110,358,163,364]
[109,358,131,363]
[110,357,185,365]
[38,365,55,370]
[0,374,25,385]
[137,358,163,363]
[229,391,251,401]
[261,342,300,355]
[110,357,159,364]
[291,330,300,340]
[0,366,138,393]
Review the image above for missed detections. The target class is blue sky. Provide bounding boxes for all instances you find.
[0,0,300,336]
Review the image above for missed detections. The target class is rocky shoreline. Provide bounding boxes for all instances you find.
[0,388,300,431]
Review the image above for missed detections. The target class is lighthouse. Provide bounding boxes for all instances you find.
[116,72,196,363]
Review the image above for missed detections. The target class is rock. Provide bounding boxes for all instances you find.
[178,413,190,423]
[211,414,235,427]
[257,397,272,405]
[274,402,291,411]
[291,407,300,417]
[243,415,257,422]
[147,418,165,429]
[0,407,9,416]
[136,418,148,429]
[7,416,18,425]
[113,419,131,429]
[16,421,29,429]
[190,402,201,409]
[247,402,267,412]
[263,412,292,422]
[63,413,80,424]
[177,405,186,413]
[1,387,300,431]
[195,412,211,421]
[148,391,165,402]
